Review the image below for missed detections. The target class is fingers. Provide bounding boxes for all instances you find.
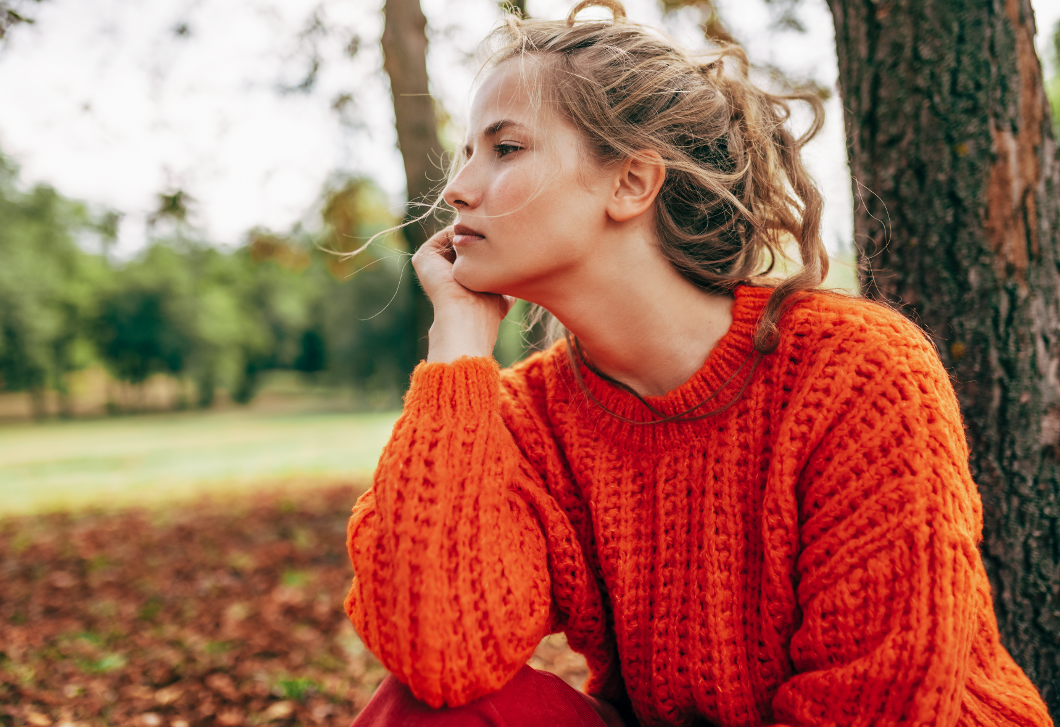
[412,227,520,325]
[411,226,456,284]
[425,225,455,252]
[413,226,453,260]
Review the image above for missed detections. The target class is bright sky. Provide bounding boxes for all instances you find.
[0,0,1058,257]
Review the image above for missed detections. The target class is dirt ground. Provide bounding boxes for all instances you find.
[0,485,587,727]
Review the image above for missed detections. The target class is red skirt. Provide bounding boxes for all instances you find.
[351,666,627,727]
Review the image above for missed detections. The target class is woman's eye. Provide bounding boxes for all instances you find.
[494,143,521,158]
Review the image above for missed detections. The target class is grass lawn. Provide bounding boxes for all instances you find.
[0,407,400,514]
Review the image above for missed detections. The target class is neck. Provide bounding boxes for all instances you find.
[524,236,734,398]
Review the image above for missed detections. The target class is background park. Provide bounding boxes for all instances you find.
[1,0,1060,724]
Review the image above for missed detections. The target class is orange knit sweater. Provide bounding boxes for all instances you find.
[344,285,1052,727]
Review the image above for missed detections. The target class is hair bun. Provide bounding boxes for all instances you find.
[566,0,627,27]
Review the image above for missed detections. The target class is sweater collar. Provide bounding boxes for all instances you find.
[568,284,772,424]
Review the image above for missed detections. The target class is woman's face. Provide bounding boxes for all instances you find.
[443,59,614,301]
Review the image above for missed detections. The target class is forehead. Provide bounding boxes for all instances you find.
[467,59,544,133]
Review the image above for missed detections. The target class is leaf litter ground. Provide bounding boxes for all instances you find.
[0,484,588,727]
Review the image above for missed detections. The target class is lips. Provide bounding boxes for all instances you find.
[452,223,485,246]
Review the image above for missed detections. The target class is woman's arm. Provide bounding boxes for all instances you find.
[344,229,606,709]
[345,357,557,708]
[770,324,1050,726]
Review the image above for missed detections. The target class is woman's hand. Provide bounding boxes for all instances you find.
[412,226,515,364]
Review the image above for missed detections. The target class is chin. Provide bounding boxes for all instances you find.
[451,258,511,296]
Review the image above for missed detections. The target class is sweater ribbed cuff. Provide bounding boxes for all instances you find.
[404,356,500,417]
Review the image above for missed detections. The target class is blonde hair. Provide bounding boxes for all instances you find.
[476,0,828,357]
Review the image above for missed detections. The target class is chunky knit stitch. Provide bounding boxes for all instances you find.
[344,285,1052,727]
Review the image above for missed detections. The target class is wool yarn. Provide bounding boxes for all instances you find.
[345,285,1051,726]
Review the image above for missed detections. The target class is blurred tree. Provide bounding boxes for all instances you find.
[147,189,193,230]
[660,0,833,103]
[92,244,196,407]
[0,146,420,415]
[294,328,327,376]
[0,0,42,41]
[317,178,415,405]
[1049,19,1060,136]
[181,243,269,408]
[659,0,738,44]
[276,6,326,94]
[94,285,189,388]
[380,0,445,370]
[240,230,320,402]
[828,0,1060,712]
[501,0,529,18]
[0,153,108,418]
[92,239,285,410]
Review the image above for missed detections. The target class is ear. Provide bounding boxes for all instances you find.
[606,150,666,223]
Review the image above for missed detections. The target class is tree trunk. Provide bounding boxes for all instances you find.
[380,0,445,367]
[826,0,1060,713]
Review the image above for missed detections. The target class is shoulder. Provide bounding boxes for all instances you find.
[779,290,946,382]
[774,292,981,541]
[772,290,965,440]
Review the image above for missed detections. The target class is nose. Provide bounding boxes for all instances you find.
[442,161,482,210]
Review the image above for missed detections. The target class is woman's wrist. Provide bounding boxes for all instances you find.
[427,307,499,363]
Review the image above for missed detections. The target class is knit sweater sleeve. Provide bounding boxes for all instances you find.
[770,313,1019,726]
[343,356,601,709]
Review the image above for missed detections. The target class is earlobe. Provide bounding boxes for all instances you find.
[607,151,666,223]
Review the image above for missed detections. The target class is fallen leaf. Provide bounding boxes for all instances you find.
[216,708,245,726]
[154,685,183,705]
[50,571,76,588]
[206,672,239,700]
[262,701,295,721]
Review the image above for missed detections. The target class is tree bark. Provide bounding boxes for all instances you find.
[380,0,445,366]
[826,0,1060,713]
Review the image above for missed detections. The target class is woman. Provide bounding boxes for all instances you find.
[344,2,1052,725]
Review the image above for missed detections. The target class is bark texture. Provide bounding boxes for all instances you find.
[826,0,1060,714]
[381,0,445,364]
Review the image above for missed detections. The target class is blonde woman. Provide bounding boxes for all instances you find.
[345,3,1052,725]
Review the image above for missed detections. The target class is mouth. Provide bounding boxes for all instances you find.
[452,223,485,246]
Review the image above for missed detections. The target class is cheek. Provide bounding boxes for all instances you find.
[489,168,540,216]
[452,167,601,292]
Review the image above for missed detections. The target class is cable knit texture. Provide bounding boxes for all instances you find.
[345,285,1052,727]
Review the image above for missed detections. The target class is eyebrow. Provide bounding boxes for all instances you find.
[463,119,527,158]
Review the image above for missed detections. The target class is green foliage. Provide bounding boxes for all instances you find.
[1049,76,1060,134]
[280,569,310,588]
[315,178,416,398]
[0,0,44,40]
[1049,20,1060,138]
[0,155,427,413]
[275,676,318,702]
[77,651,128,674]
[93,246,195,386]
[0,154,110,413]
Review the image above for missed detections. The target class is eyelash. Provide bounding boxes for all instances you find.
[493,143,521,158]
